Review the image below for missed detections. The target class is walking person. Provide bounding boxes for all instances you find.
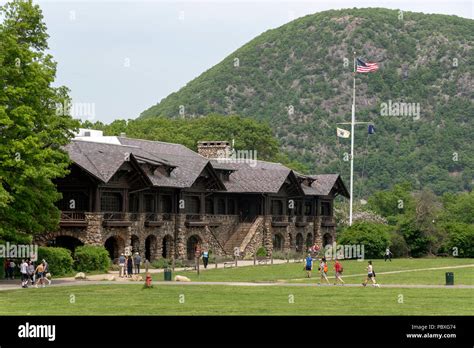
[384,247,392,262]
[118,253,125,278]
[8,259,16,280]
[304,253,313,278]
[127,255,133,278]
[34,262,45,288]
[362,261,379,287]
[42,259,51,285]
[133,253,141,274]
[318,258,330,285]
[334,259,345,285]
[20,259,29,288]
[27,261,35,286]
[202,249,209,269]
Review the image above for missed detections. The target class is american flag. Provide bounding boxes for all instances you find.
[356,58,379,73]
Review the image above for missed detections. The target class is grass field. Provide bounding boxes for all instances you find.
[0,284,473,316]
[0,258,472,316]
[155,258,474,285]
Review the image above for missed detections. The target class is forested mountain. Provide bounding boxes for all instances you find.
[140,8,473,198]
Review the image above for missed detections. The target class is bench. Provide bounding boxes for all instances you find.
[257,258,271,265]
[183,261,197,271]
[224,262,235,268]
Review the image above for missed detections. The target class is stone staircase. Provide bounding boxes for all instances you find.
[223,222,254,255]
[223,217,263,255]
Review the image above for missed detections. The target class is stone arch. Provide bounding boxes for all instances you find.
[48,235,84,252]
[35,230,87,247]
[145,235,158,262]
[186,235,202,260]
[161,234,174,259]
[272,233,283,251]
[296,233,304,252]
[131,235,140,253]
[323,233,333,247]
[104,235,126,262]
[306,233,313,248]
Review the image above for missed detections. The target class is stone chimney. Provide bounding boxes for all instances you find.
[197,141,231,159]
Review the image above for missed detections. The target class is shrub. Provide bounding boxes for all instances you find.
[389,231,409,257]
[38,247,74,276]
[256,246,267,257]
[152,258,171,269]
[337,222,391,259]
[74,245,110,272]
[439,222,474,257]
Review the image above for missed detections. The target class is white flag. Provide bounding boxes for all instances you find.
[337,127,350,138]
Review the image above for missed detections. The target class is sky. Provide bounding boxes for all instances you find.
[12,0,473,123]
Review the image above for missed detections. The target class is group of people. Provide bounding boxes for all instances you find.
[118,252,142,278]
[3,258,51,288]
[304,252,380,287]
[304,255,346,285]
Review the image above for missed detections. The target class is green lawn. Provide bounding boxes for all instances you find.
[157,258,474,285]
[0,284,473,315]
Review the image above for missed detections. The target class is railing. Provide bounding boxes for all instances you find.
[321,216,335,225]
[239,214,258,223]
[103,212,127,221]
[272,215,289,222]
[60,211,86,221]
[185,214,203,221]
[145,212,162,222]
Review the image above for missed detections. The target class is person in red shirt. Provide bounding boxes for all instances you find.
[334,259,345,285]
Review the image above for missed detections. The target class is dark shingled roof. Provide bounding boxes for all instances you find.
[118,137,210,188]
[211,160,293,193]
[64,136,348,197]
[301,174,350,198]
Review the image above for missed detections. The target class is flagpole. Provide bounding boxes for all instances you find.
[349,52,356,226]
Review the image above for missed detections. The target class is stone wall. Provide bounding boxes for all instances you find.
[40,212,337,261]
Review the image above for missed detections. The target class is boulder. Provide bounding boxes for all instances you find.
[75,272,86,280]
[174,275,191,282]
[130,275,143,281]
[106,275,116,281]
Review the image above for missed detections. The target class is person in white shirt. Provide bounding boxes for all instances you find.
[20,260,29,288]
[318,258,330,285]
[362,260,379,287]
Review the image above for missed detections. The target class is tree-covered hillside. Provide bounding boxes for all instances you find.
[140,8,473,198]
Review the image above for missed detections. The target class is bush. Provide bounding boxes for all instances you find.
[38,247,74,276]
[152,258,171,269]
[389,231,409,257]
[74,245,110,272]
[337,222,391,259]
[151,258,185,269]
[439,222,474,257]
[256,246,267,257]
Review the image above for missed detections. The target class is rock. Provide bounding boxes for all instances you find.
[174,275,191,282]
[130,275,143,281]
[75,272,86,280]
[107,275,115,281]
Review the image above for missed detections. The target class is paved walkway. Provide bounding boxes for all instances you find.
[1,262,473,291]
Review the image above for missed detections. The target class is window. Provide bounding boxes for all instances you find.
[161,195,172,213]
[217,198,226,214]
[228,199,235,214]
[321,202,331,216]
[205,198,214,214]
[144,195,154,212]
[304,201,312,216]
[101,192,122,212]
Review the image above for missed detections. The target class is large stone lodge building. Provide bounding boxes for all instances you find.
[36,129,349,261]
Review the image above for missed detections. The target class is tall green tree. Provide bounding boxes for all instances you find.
[0,0,79,242]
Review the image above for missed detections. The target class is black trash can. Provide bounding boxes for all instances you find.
[445,272,454,286]
[164,268,172,281]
